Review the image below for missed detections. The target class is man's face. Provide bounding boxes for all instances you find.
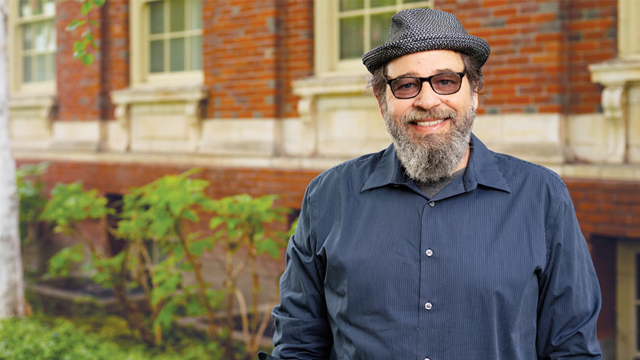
[377,50,478,183]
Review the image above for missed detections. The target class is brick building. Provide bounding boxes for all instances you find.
[6,0,640,358]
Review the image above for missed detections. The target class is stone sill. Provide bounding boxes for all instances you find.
[9,92,57,109]
[590,58,640,85]
[13,149,349,172]
[111,84,209,105]
[292,74,370,97]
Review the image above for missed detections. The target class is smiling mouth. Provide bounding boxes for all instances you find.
[410,118,450,127]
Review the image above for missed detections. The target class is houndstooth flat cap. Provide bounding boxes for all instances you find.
[362,8,490,73]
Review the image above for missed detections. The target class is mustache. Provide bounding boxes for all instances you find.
[401,109,458,124]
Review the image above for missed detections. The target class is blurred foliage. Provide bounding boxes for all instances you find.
[41,169,297,359]
[0,315,222,360]
[16,162,50,246]
[41,182,112,235]
[208,194,294,358]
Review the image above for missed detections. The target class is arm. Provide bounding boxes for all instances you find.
[269,182,332,359]
[536,190,602,359]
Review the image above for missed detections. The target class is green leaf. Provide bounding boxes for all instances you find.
[81,53,93,65]
[178,262,194,271]
[73,40,85,52]
[173,244,184,260]
[81,1,94,15]
[151,287,164,306]
[256,238,280,259]
[66,20,86,31]
[93,0,106,6]
[185,299,205,316]
[209,217,224,230]
[182,209,198,222]
[154,300,177,329]
[46,243,85,278]
[188,238,213,257]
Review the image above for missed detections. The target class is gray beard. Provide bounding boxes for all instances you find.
[382,102,476,183]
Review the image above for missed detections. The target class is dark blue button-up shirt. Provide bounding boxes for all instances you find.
[269,134,602,360]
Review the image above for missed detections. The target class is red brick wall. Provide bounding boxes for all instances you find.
[55,0,129,121]
[566,179,640,240]
[204,0,279,119]
[279,0,314,118]
[566,178,640,340]
[53,0,616,119]
[203,0,313,119]
[18,160,319,211]
[102,0,130,120]
[566,0,617,114]
[55,0,104,121]
[437,0,617,115]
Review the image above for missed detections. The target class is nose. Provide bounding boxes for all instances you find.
[413,82,442,111]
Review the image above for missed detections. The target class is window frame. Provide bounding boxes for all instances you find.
[617,240,640,360]
[314,0,434,77]
[619,0,640,60]
[130,0,203,88]
[8,0,57,95]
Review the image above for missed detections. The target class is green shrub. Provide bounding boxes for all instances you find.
[0,316,222,360]
[16,162,50,246]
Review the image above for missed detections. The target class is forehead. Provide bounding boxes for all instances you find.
[386,50,464,77]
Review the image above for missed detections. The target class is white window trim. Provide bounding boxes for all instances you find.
[314,0,434,78]
[129,0,203,88]
[619,0,640,60]
[7,0,56,96]
[617,240,640,359]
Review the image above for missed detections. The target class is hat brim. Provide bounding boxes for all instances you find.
[362,33,490,74]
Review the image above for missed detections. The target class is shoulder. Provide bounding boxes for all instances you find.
[492,151,570,202]
[307,150,385,196]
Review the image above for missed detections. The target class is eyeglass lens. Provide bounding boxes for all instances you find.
[390,73,463,98]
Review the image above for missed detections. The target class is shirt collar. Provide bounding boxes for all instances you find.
[361,134,511,194]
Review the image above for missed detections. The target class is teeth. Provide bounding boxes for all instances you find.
[413,119,446,127]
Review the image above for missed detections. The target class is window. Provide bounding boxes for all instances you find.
[11,0,56,92]
[315,0,433,75]
[130,0,203,86]
[148,0,202,74]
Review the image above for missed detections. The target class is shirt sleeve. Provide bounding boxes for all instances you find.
[270,181,332,359]
[536,188,603,359]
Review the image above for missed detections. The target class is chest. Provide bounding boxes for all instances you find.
[319,189,547,316]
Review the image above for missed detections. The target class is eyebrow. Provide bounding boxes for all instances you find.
[390,68,460,78]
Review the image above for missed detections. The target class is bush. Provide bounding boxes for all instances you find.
[0,316,222,360]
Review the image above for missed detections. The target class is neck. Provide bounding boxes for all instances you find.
[454,147,471,173]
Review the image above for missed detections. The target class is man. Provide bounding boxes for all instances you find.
[260,8,602,360]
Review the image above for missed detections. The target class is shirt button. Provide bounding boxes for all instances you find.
[425,249,433,257]
[424,358,431,360]
[425,302,432,310]
[428,201,435,207]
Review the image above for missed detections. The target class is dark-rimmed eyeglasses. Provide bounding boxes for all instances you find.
[386,72,466,99]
